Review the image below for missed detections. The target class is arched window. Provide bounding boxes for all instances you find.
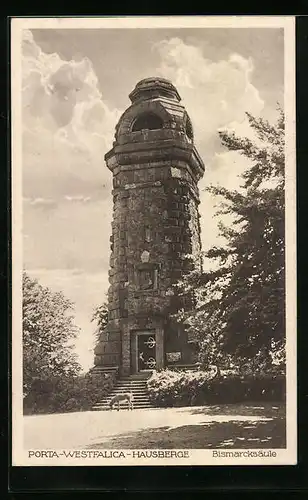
[132,112,164,132]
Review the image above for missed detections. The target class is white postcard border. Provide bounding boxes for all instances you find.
[11,15,297,467]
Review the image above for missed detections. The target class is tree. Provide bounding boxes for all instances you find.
[176,110,285,374]
[23,272,81,398]
[92,297,109,343]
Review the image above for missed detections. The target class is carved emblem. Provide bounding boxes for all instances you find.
[144,336,156,349]
[145,357,156,369]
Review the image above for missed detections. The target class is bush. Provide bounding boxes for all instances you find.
[147,369,286,407]
[23,371,116,415]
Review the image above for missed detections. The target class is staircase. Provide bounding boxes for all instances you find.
[92,374,155,411]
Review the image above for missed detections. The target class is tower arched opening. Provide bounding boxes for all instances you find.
[132,112,164,132]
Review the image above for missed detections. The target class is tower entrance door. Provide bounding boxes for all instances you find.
[137,333,156,371]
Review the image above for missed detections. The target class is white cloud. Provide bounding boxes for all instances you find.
[22,29,119,282]
[22,31,120,370]
[64,195,91,203]
[25,197,57,208]
[153,37,264,160]
[22,33,275,370]
[153,37,266,252]
[22,29,122,201]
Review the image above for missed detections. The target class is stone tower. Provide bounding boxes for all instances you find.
[94,77,205,376]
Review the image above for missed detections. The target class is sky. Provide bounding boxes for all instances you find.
[22,27,284,370]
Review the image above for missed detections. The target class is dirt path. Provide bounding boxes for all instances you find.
[24,403,285,450]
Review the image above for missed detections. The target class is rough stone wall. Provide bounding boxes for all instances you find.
[188,197,202,271]
[95,157,202,371]
[94,80,204,373]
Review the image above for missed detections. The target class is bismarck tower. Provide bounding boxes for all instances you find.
[94,77,205,376]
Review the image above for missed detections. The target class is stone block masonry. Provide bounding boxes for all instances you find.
[94,77,205,376]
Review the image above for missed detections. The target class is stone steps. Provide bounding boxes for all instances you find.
[97,396,150,404]
[92,375,154,411]
[113,384,147,390]
[92,403,155,410]
[114,388,148,392]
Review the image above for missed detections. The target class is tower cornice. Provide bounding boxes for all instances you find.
[105,138,205,181]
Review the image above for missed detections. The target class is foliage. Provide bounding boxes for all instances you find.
[147,369,214,407]
[23,272,81,398]
[23,372,115,414]
[92,298,109,343]
[22,273,116,414]
[147,369,285,407]
[175,110,286,373]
